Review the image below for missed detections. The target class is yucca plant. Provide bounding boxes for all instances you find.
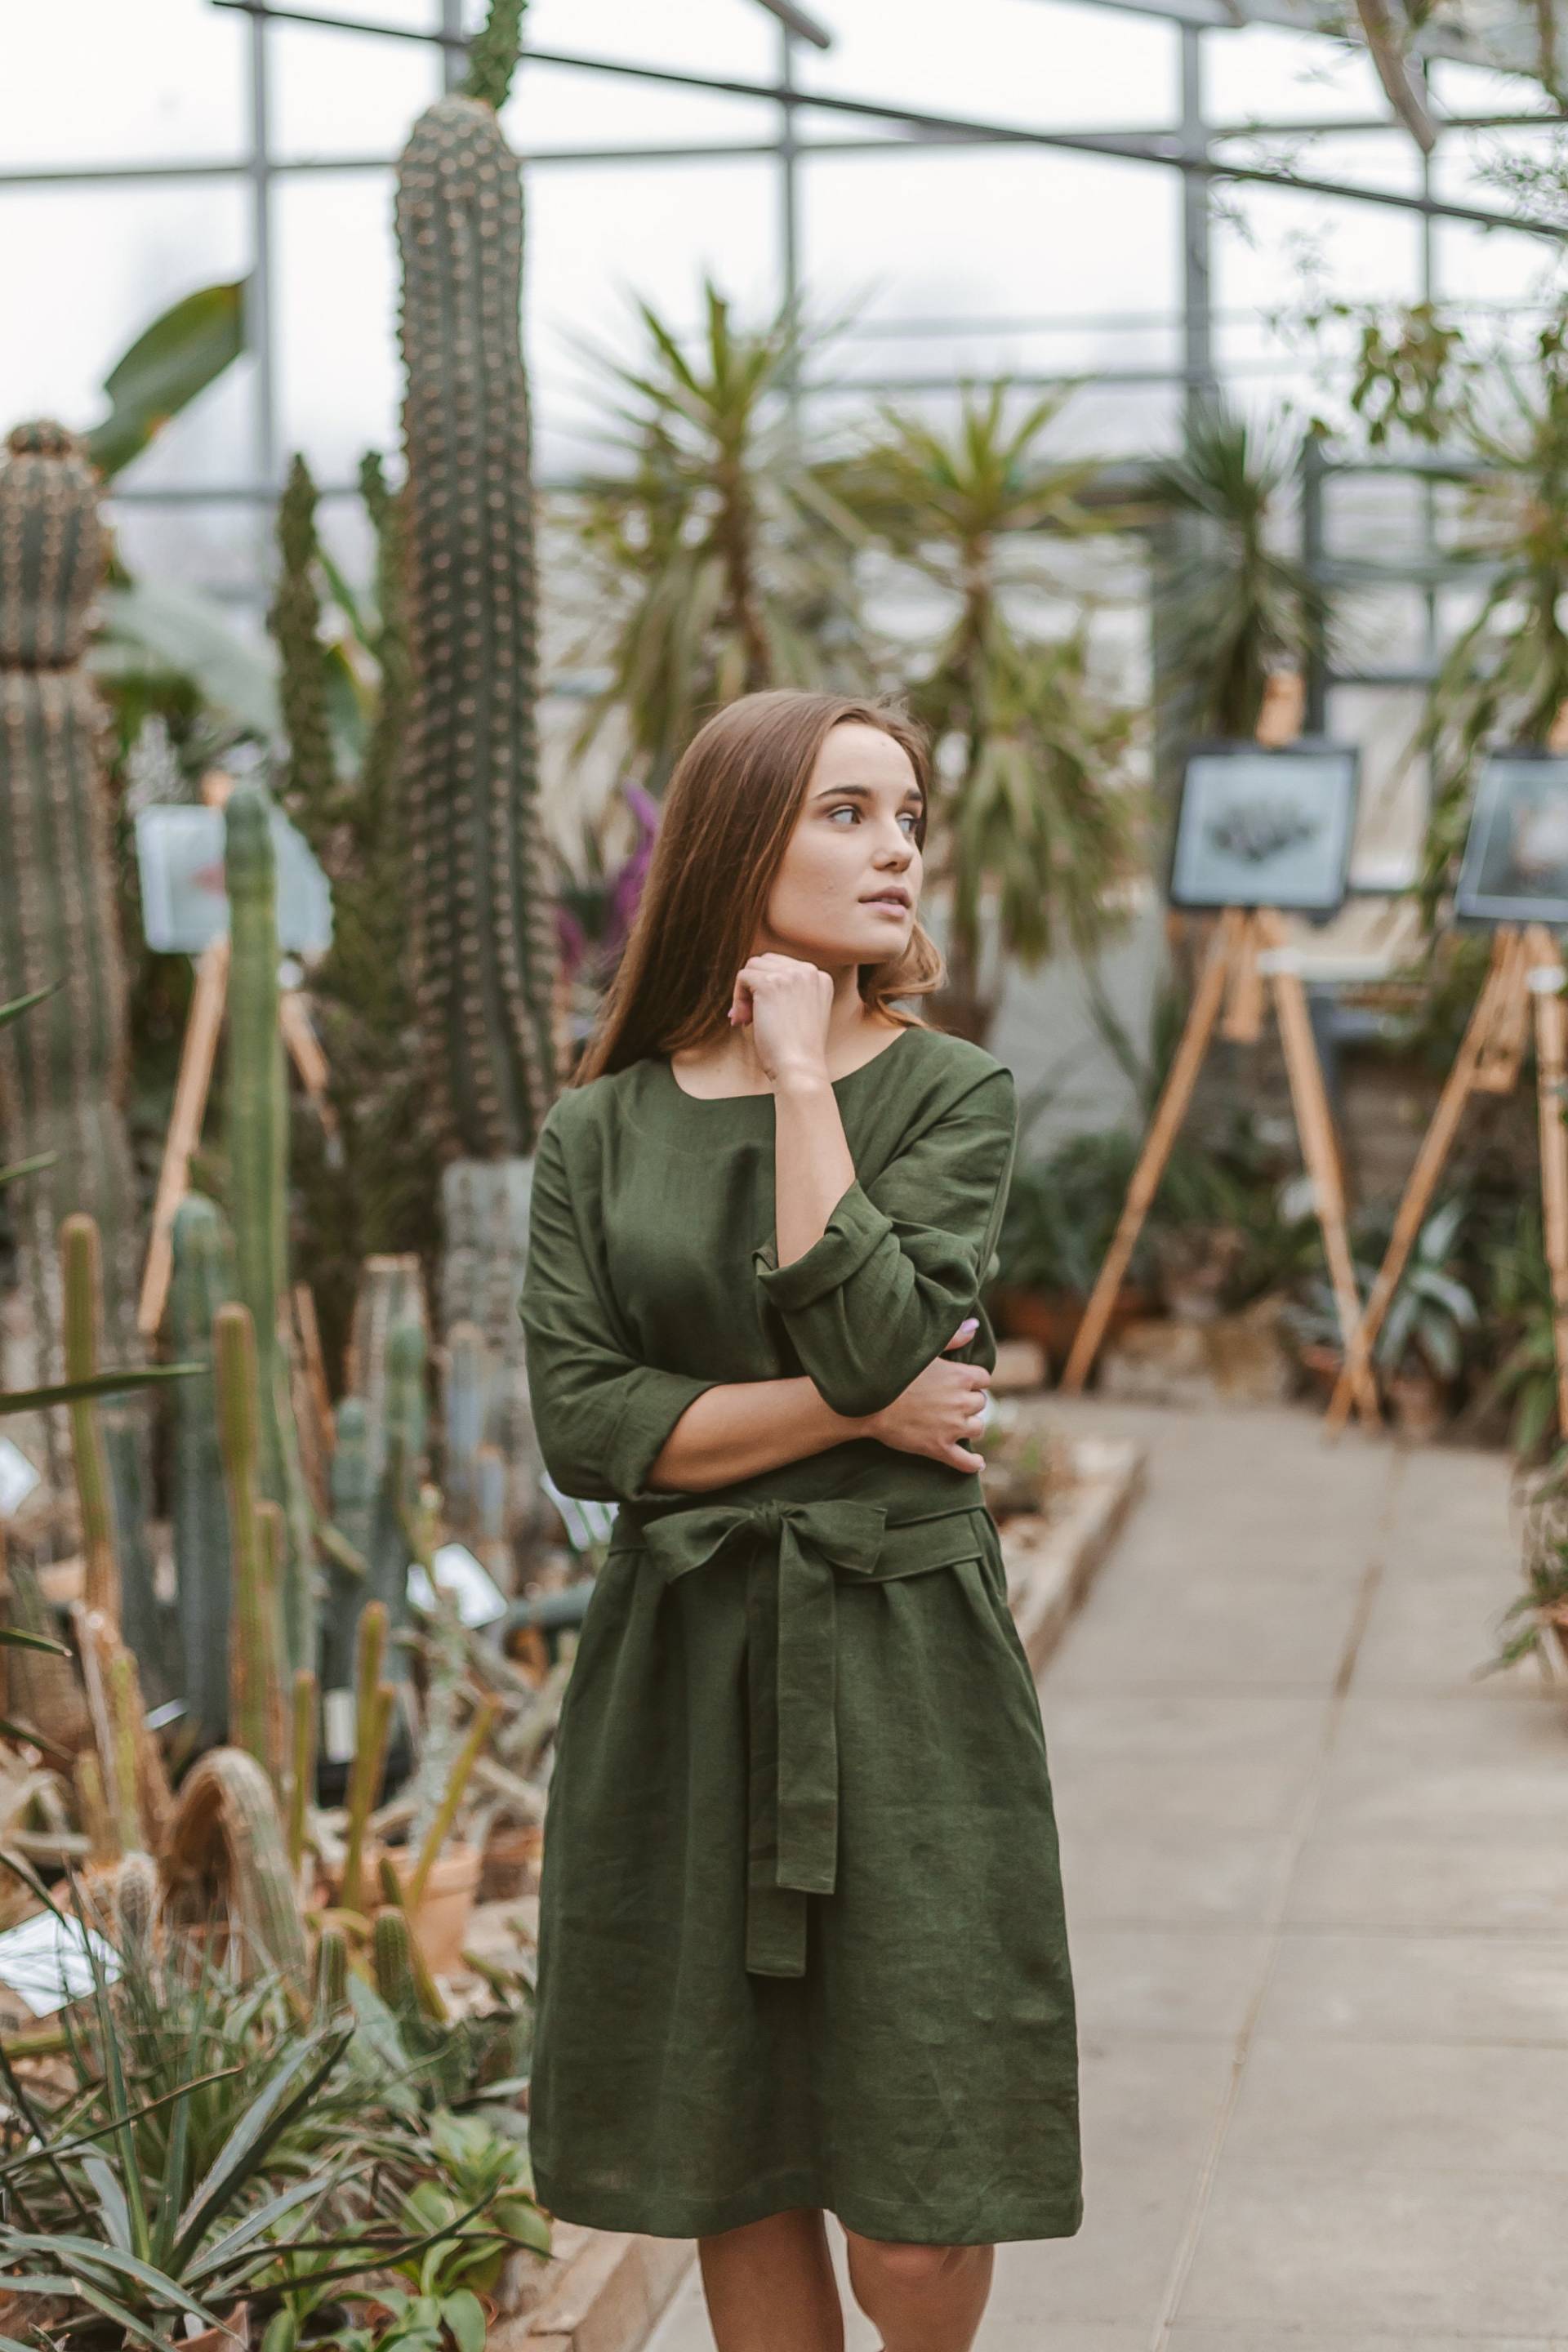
[1143,397,1325,747]
[565,278,871,795]
[831,383,1140,1039]
[1419,321,1568,913]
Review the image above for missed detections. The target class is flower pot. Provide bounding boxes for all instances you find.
[479,1821,543,1903]
[385,1840,482,1975]
[1387,1368,1449,1445]
[990,1284,1153,1372]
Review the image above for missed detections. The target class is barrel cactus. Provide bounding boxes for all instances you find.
[0,422,139,1483]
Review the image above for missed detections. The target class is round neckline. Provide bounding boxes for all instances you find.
[659,1022,918,1105]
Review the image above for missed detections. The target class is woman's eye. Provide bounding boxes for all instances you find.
[827,804,858,823]
[899,812,920,835]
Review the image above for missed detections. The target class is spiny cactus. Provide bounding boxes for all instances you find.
[113,1850,160,1961]
[394,86,557,1160]
[214,1303,286,1787]
[270,453,336,857]
[169,1195,235,1746]
[314,1923,348,2016]
[372,1892,446,2025]
[165,1745,310,1987]
[224,786,315,1677]
[287,1666,317,1875]
[375,1319,427,1634]
[60,1214,121,1624]
[339,1599,392,1916]
[439,1321,492,1540]
[0,423,140,1491]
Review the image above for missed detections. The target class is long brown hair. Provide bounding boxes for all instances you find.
[572,688,944,1084]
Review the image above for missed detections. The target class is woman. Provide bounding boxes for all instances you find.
[519,688,1081,2352]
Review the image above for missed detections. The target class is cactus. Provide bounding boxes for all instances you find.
[169,1195,235,1746]
[287,1666,316,1877]
[406,1692,501,1907]
[394,84,557,1161]
[439,1321,492,1540]
[339,1599,392,1916]
[214,1303,286,1786]
[60,1214,121,1624]
[0,423,140,1490]
[322,1397,372,1697]
[314,1923,348,2016]
[113,1850,160,1960]
[372,1891,445,2025]
[164,1746,310,1987]
[74,1750,117,1866]
[374,1319,426,1633]
[224,785,316,1679]
[270,453,337,858]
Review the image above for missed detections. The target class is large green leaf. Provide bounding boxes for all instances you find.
[0,1364,199,1419]
[94,580,279,739]
[87,280,248,482]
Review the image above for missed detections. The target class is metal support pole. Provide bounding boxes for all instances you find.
[1178,24,1215,420]
[246,3,278,564]
[777,23,803,434]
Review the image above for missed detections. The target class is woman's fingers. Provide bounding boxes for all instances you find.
[946,1441,986,1472]
[942,1317,981,1352]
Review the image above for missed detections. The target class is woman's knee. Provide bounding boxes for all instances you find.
[847,2234,978,2293]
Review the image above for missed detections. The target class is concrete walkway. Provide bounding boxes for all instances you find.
[648,1399,1568,2352]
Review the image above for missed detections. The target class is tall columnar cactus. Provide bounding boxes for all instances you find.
[394,74,557,1160]
[60,1213,121,1623]
[375,1319,427,1636]
[270,453,336,858]
[166,1746,310,1987]
[0,423,139,1484]
[224,786,315,1676]
[169,1195,234,1746]
[213,1302,286,1788]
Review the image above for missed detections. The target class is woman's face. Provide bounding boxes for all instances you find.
[758,722,924,969]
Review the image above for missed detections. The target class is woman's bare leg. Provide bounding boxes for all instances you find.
[842,2230,994,2352]
[698,2207,844,2352]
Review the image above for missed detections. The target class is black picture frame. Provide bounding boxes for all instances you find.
[1454,750,1568,929]
[1168,740,1361,917]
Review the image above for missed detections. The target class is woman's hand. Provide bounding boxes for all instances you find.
[730,952,834,1088]
[860,1317,991,1473]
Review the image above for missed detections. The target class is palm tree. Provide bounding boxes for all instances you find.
[564,280,871,795]
[831,383,1143,1040]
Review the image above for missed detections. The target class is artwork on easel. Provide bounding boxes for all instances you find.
[134,804,333,958]
[1453,751,1568,927]
[1169,742,1360,916]
[1326,764,1568,1445]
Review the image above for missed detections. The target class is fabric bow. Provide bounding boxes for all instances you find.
[640,1495,889,1979]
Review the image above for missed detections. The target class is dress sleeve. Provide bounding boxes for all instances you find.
[519,1108,721,1506]
[751,1062,1018,1420]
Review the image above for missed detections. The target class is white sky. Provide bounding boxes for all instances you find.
[0,0,1562,595]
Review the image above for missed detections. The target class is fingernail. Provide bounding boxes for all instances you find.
[958,1316,978,1335]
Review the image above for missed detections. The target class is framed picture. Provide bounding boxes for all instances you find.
[1454,751,1568,927]
[134,804,333,957]
[1169,742,1360,916]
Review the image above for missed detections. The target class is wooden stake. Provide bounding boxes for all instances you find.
[1060,911,1242,1393]
[1325,929,1523,1437]
[1258,912,1379,1427]
[137,938,229,1339]
[1527,925,1568,1442]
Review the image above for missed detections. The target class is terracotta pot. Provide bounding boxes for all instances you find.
[385,1841,482,1975]
[990,1284,1153,1372]
[479,1821,543,1903]
[1387,1369,1449,1445]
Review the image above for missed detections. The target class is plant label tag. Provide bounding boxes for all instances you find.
[0,1911,121,2016]
[0,1438,40,1521]
[323,1686,357,1764]
[408,1544,506,1628]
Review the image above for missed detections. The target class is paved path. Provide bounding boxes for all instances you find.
[648,1400,1567,2351]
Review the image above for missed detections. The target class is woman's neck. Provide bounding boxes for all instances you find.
[675,965,897,1094]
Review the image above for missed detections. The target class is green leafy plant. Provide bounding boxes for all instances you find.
[1370,1196,1480,1383]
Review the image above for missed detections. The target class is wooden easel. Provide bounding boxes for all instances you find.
[1059,904,1381,1425]
[1325,921,1568,1438]
[136,773,336,1339]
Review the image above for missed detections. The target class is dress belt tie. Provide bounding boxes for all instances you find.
[632,1494,982,1981]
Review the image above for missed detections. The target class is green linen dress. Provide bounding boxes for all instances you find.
[517,1020,1082,2248]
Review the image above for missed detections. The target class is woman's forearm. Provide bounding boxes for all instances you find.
[773,1068,857,1268]
[648,1374,867,1491]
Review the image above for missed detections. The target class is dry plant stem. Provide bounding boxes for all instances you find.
[404,1692,501,1907]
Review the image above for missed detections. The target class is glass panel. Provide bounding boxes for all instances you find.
[504,63,776,151]
[503,0,776,79]
[272,20,442,165]
[0,0,246,170]
[0,180,251,465]
[528,159,780,478]
[1203,24,1385,127]
[800,149,1181,400]
[274,172,403,482]
[1213,189,1423,413]
[796,0,1178,131]
[108,501,273,604]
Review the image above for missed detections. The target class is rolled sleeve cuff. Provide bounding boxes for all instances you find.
[608,1370,724,1503]
[751,1181,894,1312]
